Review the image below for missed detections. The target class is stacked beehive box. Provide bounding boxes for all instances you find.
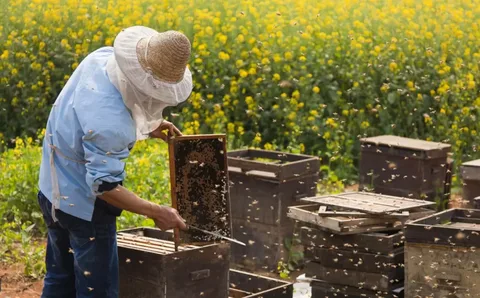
[288,192,436,298]
[405,208,480,297]
[117,227,231,298]
[359,135,452,209]
[227,149,320,272]
[460,159,480,208]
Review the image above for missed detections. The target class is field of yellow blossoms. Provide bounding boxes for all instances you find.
[2,0,480,178]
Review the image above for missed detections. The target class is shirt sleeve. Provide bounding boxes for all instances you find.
[82,126,131,196]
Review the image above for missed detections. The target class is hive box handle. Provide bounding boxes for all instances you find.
[436,272,461,282]
[190,269,211,281]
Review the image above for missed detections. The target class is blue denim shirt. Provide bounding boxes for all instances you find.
[39,47,136,222]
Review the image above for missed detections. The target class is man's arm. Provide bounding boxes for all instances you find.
[99,185,187,230]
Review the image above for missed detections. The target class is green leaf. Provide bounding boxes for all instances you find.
[25,223,35,233]
[387,92,397,104]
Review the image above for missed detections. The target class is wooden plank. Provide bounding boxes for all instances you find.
[305,262,403,292]
[288,205,404,234]
[304,246,404,275]
[168,134,232,244]
[300,192,434,214]
[317,209,409,218]
[279,158,321,181]
[300,225,404,254]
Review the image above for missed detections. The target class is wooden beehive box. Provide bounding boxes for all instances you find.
[228,269,293,297]
[460,159,480,208]
[301,225,407,295]
[117,228,230,298]
[359,135,452,206]
[404,209,480,297]
[227,149,320,271]
[227,149,320,226]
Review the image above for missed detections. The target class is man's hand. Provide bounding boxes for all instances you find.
[149,204,187,231]
[99,186,187,231]
[149,120,183,142]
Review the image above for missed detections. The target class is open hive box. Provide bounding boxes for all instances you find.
[118,228,293,298]
[405,209,480,297]
[117,227,230,298]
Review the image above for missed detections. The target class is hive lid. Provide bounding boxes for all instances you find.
[461,159,480,167]
[168,134,232,245]
[360,135,451,152]
[300,191,435,214]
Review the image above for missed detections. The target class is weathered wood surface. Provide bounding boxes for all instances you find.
[304,246,404,275]
[163,241,230,298]
[305,262,403,292]
[405,209,480,247]
[117,228,230,298]
[462,181,480,209]
[360,135,451,159]
[405,242,480,298]
[227,149,320,181]
[230,218,295,272]
[229,171,318,226]
[228,269,293,298]
[168,134,232,244]
[288,204,405,234]
[310,280,404,298]
[300,192,435,214]
[300,225,404,255]
[460,159,480,181]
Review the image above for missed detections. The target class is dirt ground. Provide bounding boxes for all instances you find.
[0,185,469,297]
[0,264,43,298]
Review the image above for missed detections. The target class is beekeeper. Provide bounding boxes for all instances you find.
[37,26,191,298]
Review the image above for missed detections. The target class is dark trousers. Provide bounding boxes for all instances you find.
[37,191,119,298]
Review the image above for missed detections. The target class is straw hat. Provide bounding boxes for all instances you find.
[111,26,193,105]
[136,31,191,84]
